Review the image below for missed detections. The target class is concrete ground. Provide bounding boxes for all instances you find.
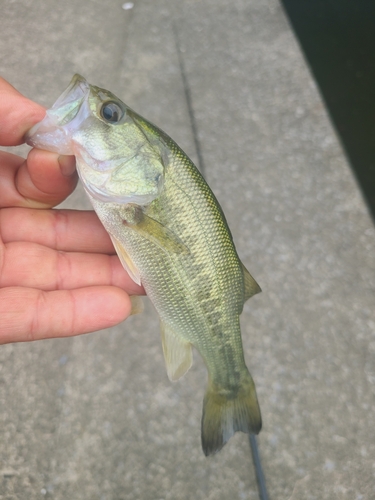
[1,0,374,499]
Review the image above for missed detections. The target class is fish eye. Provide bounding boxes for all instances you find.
[100,101,125,123]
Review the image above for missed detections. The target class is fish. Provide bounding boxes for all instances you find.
[26,74,262,455]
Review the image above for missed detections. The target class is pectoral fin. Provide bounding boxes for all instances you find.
[124,212,189,255]
[242,262,261,302]
[110,234,142,285]
[160,321,193,381]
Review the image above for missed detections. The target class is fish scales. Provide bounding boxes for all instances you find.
[26,74,262,455]
[92,159,244,384]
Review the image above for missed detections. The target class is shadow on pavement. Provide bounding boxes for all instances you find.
[281,0,375,222]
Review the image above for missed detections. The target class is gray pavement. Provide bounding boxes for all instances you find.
[1,0,375,498]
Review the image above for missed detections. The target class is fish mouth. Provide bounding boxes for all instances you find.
[26,74,91,155]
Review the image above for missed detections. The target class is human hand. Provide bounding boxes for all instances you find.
[0,77,143,344]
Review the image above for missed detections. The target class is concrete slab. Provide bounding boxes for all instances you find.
[0,0,374,498]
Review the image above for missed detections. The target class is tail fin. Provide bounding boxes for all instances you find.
[201,374,261,456]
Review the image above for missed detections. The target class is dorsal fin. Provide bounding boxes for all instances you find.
[241,262,261,302]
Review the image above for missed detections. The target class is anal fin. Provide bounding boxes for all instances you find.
[160,321,193,381]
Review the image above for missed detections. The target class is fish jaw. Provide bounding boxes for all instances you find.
[26,74,165,206]
[26,74,91,155]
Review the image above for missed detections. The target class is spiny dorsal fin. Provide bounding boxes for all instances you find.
[160,321,193,381]
[241,262,261,302]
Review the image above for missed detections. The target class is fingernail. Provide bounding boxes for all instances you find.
[58,155,76,177]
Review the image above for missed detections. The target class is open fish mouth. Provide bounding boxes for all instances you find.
[26,74,90,155]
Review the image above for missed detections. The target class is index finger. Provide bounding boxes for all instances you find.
[1,207,114,254]
[0,77,46,146]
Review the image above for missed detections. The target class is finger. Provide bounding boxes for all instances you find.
[1,241,144,295]
[0,149,77,209]
[0,286,131,344]
[0,77,46,146]
[1,208,114,253]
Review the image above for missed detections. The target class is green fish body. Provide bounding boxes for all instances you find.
[27,75,262,455]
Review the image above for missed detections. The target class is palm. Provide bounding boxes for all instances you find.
[0,78,142,343]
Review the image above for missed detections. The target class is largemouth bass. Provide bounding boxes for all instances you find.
[27,74,262,455]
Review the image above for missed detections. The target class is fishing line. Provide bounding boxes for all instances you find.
[172,11,268,500]
[172,21,206,177]
[249,435,269,500]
